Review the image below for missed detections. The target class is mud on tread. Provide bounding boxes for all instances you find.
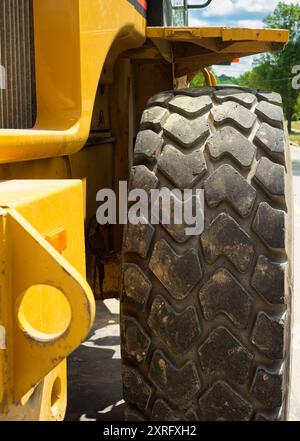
[121,87,292,421]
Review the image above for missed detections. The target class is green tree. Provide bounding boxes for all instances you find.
[296,94,300,117]
[239,2,300,132]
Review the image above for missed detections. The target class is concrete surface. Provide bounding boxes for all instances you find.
[290,147,300,421]
[66,147,300,421]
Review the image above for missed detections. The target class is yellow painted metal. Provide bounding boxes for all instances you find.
[0,157,71,181]
[208,70,217,87]
[199,69,217,87]
[147,26,289,43]
[122,25,289,78]
[0,1,289,165]
[200,68,212,86]
[0,180,95,416]
[0,361,67,421]
[0,0,146,164]
[145,26,289,74]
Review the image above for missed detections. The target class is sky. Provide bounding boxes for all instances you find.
[187,0,300,76]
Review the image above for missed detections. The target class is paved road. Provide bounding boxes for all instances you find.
[65,299,124,421]
[66,147,300,421]
[290,147,300,421]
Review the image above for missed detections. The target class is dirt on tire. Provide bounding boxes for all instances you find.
[120,86,293,421]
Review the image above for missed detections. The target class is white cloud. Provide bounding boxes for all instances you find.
[213,56,255,77]
[236,19,265,28]
[202,0,235,16]
[189,17,210,27]
[202,0,300,17]
[188,0,300,77]
[235,0,299,13]
[189,17,265,28]
[235,0,278,13]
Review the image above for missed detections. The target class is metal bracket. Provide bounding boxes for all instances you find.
[0,209,95,405]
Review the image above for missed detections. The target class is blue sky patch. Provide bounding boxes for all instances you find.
[188,0,299,75]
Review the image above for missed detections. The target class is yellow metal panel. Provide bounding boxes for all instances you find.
[0,157,70,181]
[145,26,289,76]
[147,26,289,44]
[0,180,86,273]
[0,212,8,407]
[38,361,67,421]
[0,361,67,421]
[0,0,146,164]
[0,180,95,413]
[221,27,289,42]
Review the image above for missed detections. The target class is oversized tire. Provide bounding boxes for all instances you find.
[120,86,293,421]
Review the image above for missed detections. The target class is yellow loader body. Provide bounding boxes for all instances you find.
[0,0,289,420]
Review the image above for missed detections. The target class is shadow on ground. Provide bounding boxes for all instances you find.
[65,300,124,421]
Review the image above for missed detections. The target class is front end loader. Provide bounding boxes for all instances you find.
[0,0,293,421]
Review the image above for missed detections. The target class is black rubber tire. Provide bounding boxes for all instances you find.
[120,86,293,421]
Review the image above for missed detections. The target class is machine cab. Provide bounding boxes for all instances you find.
[148,0,213,26]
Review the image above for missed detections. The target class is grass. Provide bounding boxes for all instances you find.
[290,133,300,145]
[289,122,300,146]
[292,121,300,131]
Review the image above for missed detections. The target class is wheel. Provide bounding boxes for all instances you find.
[120,86,293,421]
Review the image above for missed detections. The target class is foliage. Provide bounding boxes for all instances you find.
[188,3,300,133]
[189,68,217,88]
[189,74,205,88]
[296,94,300,115]
[289,131,300,145]
[236,2,300,132]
